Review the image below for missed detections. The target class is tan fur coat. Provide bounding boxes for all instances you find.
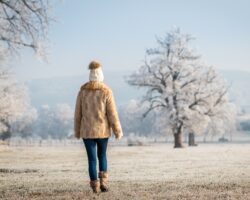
[74,81,123,139]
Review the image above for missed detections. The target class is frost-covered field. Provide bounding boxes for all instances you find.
[0,143,250,200]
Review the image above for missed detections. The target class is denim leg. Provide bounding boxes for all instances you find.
[97,138,109,172]
[83,139,97,181]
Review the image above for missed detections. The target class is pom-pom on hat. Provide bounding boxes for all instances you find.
[88,60,101,70]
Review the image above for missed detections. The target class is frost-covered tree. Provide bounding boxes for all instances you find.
[0,59,29,140]
[33,104,52,139]
[11,107,38,138]
[53,103,73,139]
[184,68,234,146]
[204,102,237,142]
[0,0,52,56]
[127,28,232,148]
[119,100,156,137]
[34,104,73,139]
[153,111,173,141]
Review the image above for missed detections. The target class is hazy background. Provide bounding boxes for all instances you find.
[0,0,249,142]
[8,0,250,110]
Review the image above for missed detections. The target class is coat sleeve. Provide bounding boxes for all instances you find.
[74,90,82,139]
[106,90,123,138]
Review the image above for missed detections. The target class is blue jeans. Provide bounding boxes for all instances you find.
[83,138,109,181]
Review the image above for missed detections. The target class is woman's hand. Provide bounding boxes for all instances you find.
[115,133,123,140]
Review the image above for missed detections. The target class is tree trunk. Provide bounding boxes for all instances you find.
[174,133,184,148]
[188,132,198,146]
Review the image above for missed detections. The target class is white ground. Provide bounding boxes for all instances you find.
[0,143,250,199]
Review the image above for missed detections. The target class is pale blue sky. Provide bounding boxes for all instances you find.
[11,0,250,80]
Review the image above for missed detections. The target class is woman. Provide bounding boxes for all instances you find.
[74,61,123,193]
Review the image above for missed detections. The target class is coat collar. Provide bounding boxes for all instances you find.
[80,81,107,90]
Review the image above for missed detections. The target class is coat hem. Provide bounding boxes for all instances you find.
[80,135,111,139]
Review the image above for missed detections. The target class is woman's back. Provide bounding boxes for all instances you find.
[74,81,122,139]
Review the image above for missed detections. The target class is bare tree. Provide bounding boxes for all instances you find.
[126,28,232,148]
[204,102,237,142]
[0,0,51,55]
[0,64,29,140]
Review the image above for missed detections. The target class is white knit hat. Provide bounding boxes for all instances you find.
[89,67,104,82]
[88,61,104,82]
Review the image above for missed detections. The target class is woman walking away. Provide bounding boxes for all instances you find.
[74,61,123,193]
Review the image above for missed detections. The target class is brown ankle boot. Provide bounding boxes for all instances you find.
[98,171,109,192]
[90,180,100,193]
